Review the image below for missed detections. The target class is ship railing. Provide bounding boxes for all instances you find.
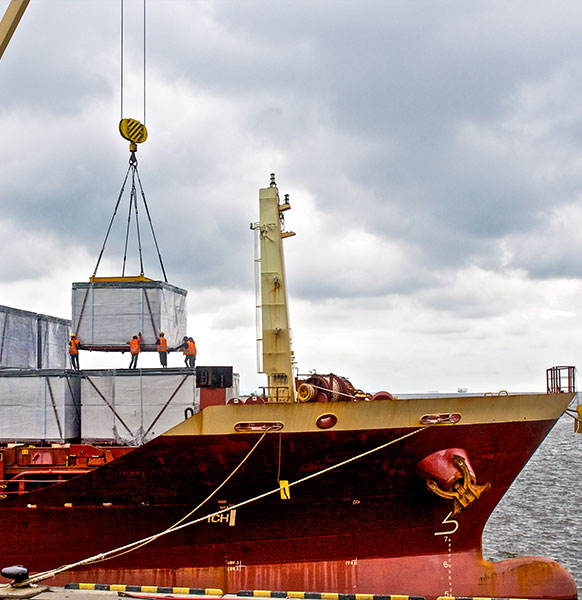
[0,469,90,497]
[546,365,576,393]
[259,386,293,403]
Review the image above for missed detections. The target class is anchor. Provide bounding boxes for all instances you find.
[425,454,491,516]
[417,449,491,517]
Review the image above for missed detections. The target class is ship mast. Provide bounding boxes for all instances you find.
[254,174,296,402]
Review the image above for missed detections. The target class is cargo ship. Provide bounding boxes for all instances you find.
[0,178,579,600]
[1,2,579,598]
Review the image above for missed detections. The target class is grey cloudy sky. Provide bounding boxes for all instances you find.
[1,0,582,394]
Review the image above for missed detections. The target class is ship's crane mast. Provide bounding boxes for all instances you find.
[0,0,29,61]
[252,174,296,402]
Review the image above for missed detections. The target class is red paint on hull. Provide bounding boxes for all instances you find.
[0,414,576,600]
[60,553,577,600]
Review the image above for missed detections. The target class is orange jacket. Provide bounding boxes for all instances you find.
[129,335,142,355]
[156,336,167,352]
[185,340,197,356]
[69,338,80,355]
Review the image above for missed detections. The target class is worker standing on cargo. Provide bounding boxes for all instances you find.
[69,333,80,370]
[128,333,142,369]
[177,336,196,368]
[188,337,197,368]
[156,331,168,368]
[177,336,190,367]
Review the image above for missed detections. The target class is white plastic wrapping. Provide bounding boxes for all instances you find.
[0,305,70,369]
[228,373,241,401]
[81,369,196,445]
[71,281,187,350]
[0,371,81,442]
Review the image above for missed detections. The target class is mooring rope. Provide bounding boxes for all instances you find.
[96,426,275,562]
[23,424,432,586]
[301,383,371,401]
[564,407,582,429]
[23,426,274,584]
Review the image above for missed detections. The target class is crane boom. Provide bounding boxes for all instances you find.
[0,0,29,61]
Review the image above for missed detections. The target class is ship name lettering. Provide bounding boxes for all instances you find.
[208,509,236,526]
[346,559,357,566]
[209,513,230,523]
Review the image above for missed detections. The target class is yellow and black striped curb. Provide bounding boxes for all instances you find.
[65,583,223,595]
[236,593,425,600]
[436,597,541,600]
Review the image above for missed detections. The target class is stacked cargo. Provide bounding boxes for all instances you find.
[0,283,240,445]
[71,279,198,445]
[0,305,70,369]
[80,369,196,445]
[0,370,80,443]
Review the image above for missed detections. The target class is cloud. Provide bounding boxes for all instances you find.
[2,1,582,393]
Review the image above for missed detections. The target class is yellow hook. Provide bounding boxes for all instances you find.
[119,118,148,151]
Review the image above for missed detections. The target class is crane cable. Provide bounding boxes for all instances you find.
[122,159,145,277]
[91,165,131,279]
[120,0,146,125]
[92,154,168,282]
[91,0,167,281]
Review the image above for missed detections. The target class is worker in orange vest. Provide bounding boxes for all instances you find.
[69,333,80,370]
[156,331,168,368]
[177,336,197,368]
[177,336,190,367]
[188,337,197,368]
[128,332,143,369]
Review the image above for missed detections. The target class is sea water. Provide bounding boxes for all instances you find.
[482,411,581,591]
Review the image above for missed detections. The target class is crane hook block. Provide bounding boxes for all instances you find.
[119,118,148,148]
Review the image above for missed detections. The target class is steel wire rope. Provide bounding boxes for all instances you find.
[302,383,371,401]
[276,432,282,483]
[92,164,132,278]
[132,170,146,276]
[121,167,137,276]
[564,408,582,429]
[120,0,146,123]
[120,0,123,120]
[143,0,146,125]
[563,396,581,421]
[101,158,166,279]
[135,167,168,282]
[23,424,433,586]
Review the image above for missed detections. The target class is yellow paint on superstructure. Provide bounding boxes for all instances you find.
[164,393,574,436]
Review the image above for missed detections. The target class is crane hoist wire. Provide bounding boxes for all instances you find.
[92,0,167,282]
[120,0,146,125]
[91,152,168,283]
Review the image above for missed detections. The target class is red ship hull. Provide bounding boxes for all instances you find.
[0,394,577,600]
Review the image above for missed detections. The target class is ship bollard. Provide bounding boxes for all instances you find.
[0,565,48,598]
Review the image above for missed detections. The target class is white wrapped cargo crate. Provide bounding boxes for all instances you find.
[0,305,70,369]
[71,280,187,351]
[81,369,196,445]
[0,370,81,443]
